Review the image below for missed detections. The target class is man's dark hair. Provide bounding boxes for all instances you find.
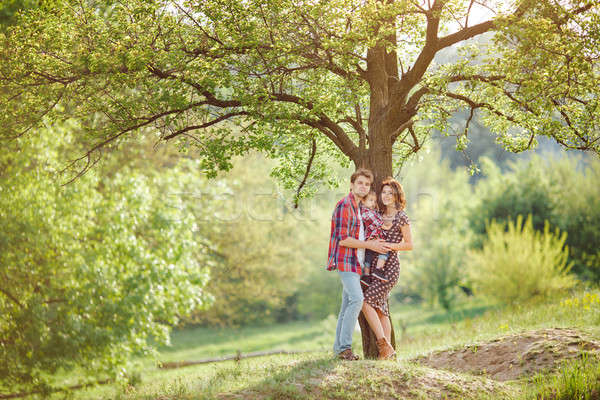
[350,168,374,183]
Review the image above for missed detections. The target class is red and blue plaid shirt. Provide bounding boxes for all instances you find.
[327,192,363,275]
[360,205,384,240]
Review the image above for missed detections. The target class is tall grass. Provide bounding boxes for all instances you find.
[524,354,600,400]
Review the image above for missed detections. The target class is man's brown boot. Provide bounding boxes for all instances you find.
[376,337,396,360]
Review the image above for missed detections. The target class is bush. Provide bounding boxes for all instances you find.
[469,154,600,283]
[549,156,600,282]
[467,215,576,304]
[469,157,555,245]
[183,154,314,327]
[295,270,342,320]
[406,234,465,311]
[0,126,212,394]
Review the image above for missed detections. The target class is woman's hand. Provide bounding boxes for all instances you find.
[367,239,393,254]
[390,225,413,251]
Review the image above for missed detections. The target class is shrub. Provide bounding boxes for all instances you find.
[295,270,342,320]
[469,157,555,246]
[469,154,600,283]
[405,234,465,311]
[467,215,576,304]
[183,154,316,327]
[549,156,600,282]
[0,126,212,394]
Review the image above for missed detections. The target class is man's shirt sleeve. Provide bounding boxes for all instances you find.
[333,202,352,242]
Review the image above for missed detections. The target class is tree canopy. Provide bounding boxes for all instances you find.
[1,0,598,195]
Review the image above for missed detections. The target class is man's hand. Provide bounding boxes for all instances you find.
[367,239,392,254]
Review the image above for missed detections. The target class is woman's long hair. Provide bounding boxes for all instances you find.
[377,177,406,212]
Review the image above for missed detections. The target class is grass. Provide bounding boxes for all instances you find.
[159,319,333,362]
[391,289,600,359]
[521,354,600,400]
[37,288,600,399]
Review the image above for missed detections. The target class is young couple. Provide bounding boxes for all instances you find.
[327,168,412,361]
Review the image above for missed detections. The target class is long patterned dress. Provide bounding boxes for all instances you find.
[362,210,410,316]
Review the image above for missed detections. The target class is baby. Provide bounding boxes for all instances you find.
[360,190,391,288]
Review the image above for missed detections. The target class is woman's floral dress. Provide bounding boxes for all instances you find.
[363,210,410,316]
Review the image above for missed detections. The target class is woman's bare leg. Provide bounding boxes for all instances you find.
[362,302,384,339]
[379,312,392,344]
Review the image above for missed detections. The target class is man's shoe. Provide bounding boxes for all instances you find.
[372,270,389,282]
[338,349,360,361]
[376,338,396,360]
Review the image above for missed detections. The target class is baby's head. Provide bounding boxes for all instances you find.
[363,190,378,210]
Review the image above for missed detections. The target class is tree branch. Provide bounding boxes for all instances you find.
[271,92,358,156]
[436,20,494,50]
[354,103,366,149]
[390,120,415,143]
[0,287,24,309]
[300,118,345,154]
[401,0,444,90]
[4,89,65,140]
[551,98,596,150]
[59,101,209,184]
[162,112,250,141]
[294,137,317,209]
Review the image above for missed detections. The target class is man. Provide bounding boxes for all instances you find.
[327,168,391,360]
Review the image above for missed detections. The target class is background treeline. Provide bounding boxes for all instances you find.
[398,147,599,312]
[0,118,336,392]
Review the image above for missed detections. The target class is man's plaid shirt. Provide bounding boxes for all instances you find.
[327,192,363,275]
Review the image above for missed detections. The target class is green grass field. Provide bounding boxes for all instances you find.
[44,288,600,400]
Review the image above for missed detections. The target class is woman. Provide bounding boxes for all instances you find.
[361,177,412,360]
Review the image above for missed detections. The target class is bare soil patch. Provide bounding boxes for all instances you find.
[414,327,600,381]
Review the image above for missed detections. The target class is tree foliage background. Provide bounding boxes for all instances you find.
[0,123,213,393]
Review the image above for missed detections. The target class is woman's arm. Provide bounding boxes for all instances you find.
[390,224,413,251]
[340,237,392,253]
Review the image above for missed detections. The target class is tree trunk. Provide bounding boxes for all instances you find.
[358,306,396,359]
[358,28,402,358]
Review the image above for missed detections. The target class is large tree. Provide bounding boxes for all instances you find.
[2,0,599,188]
[1,0,599,357]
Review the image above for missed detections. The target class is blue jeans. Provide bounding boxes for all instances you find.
[333,271,364,355]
